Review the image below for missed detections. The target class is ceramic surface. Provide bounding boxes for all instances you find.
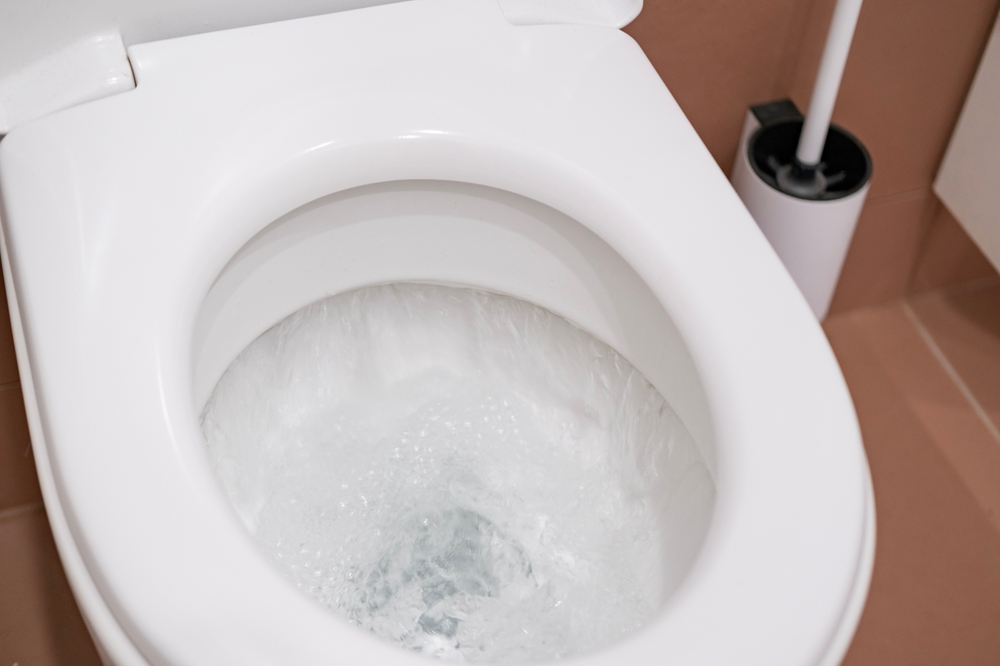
[0,1,872,664]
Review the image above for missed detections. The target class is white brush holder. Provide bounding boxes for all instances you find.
[731,105,872,320]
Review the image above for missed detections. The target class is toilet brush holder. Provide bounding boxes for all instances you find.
[731,100,872,319]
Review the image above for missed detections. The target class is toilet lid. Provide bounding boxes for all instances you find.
[0,0,641,133]
[0,1,872,665]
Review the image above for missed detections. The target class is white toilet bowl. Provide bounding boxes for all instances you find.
[0,1,874,664]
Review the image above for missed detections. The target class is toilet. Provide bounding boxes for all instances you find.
[0,0,874,664]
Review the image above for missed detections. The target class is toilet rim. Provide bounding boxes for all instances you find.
[7,135,872,666]
[0,2,873,662]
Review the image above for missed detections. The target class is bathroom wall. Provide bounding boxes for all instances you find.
[625,0,1000,316]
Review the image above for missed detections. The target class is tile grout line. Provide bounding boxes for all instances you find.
[940,274,1000,297]
[0,501,43,524]
[866,186,932,208]
[903,301,1000,446]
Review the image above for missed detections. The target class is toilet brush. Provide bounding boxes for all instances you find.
[780,0,865,197]
[730,0,872,319]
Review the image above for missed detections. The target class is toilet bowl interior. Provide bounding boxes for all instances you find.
[191,179,716,608]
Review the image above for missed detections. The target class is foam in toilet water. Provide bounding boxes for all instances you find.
[201,283,702,662]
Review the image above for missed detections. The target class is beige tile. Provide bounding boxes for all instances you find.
[623,0,806,172]
[0,505,102,666]
[628,0,998,198]
[630,0,998,313]
[0,383,41,512]
[0,274,20,386]
[827,191,936,316]
[787,0,999,311]
[835,301,1000,531]
[824,304,1000,664]
[909,203,999,294]
[909,279,1000,436]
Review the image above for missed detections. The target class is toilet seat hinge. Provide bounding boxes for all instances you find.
[0,31,135,136]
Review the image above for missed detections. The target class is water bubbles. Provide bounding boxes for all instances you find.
[202,284,702,662]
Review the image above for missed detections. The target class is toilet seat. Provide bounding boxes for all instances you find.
[0,1,874,665]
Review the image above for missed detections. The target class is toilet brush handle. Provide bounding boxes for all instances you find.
[796,0,864,167]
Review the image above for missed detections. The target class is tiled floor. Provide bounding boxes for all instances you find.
[825,278,1000,664]
[1,278,1000,664]
[0,279,103,665]
[0,505,103,666]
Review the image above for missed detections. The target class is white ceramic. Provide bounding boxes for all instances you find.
[0,1,874,665]
[0,0,640,133]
